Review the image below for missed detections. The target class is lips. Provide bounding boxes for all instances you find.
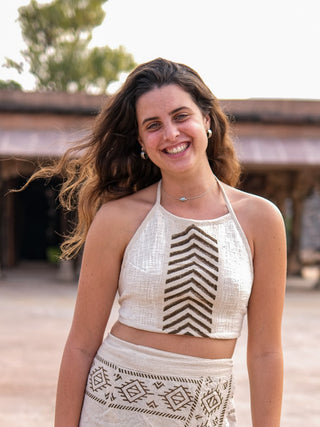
[164,142,189,155]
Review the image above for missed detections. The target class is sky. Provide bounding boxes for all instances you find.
[1,0,320,99]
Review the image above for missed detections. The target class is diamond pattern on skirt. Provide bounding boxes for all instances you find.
[82,355,234,426]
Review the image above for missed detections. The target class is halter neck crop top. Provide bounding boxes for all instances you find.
[118,179,253,339]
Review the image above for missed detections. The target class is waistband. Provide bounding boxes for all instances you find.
[96,334,233,378]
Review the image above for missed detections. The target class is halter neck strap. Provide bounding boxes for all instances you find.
[156,180,162,204]
[214,176,235,217]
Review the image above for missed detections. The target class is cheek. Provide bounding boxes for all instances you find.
[142,134,160,152]
[185,121,207,139]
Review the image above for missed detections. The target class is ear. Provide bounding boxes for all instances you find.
[138,136,145,150]
[204,114,211,129]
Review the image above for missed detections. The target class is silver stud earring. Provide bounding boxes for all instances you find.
[140,148,148,160]
[207,129,212,138]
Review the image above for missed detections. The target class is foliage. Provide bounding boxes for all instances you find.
[0,59,23,91]
[4,58,24,74]
[6,0,135,93]
[0,80,23,90]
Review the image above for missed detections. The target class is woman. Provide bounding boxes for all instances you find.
[53,58,286,426]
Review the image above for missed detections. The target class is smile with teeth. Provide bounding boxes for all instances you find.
[164,142,189,154]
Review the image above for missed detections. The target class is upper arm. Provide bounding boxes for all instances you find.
[246,198,287,357]
[67,203,127,357]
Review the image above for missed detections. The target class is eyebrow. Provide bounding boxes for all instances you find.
[141,106,191,126]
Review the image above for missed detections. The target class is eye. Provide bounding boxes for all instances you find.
[146,121,161,131]
[174,112,189,121]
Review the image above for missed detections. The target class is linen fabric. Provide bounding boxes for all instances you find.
[118,178,253,339]
[80,334,236,426]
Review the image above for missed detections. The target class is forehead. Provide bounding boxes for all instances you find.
[136,84,198,119]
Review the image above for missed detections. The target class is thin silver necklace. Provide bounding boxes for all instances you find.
[162,185,212,202]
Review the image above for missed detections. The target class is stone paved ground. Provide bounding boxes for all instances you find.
[0,263,319,426]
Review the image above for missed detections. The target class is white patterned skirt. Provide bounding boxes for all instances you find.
[80,334,236,426]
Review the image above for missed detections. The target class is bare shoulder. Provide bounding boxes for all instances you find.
[98,183,157,223]
[228,185,283,222]
[222,184,286,251]
[88,182,158,252]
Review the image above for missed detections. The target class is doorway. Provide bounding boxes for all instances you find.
[14,178,62,262]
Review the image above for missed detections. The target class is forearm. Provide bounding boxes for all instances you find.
[248,351,283,427]
[55,344,95,427]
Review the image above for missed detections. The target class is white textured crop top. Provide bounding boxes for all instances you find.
[118,178,254,339]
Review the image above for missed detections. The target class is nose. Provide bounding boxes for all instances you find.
[163,121,179,141]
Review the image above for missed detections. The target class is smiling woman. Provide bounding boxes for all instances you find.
[24,58,287,426]
[136,85,211,179]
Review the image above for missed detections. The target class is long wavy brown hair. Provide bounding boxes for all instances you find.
[25,58,241,259]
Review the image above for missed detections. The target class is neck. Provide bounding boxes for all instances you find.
[160,171,218,203]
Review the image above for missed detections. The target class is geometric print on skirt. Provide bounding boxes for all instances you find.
[80,335,236,426]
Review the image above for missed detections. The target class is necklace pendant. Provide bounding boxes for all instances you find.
[179,197,188,202]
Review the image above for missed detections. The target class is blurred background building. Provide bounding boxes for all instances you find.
[0,90,320,279]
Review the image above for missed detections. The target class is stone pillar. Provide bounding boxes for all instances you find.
[264,171,291,217]
[287,171,315,276]
[0,161,4,278]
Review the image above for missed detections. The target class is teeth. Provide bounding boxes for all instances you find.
[166,143,188,154]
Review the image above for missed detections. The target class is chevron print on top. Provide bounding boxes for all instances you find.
[163,225,219,337]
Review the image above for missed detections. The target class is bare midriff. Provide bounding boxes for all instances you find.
[110,321,237,360]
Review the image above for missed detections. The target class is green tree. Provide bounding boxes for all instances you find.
[7,0,135,93]
[0,80,22,91]
[0,59,24,91]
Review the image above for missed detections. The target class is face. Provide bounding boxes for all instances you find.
[136,84,211,176]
